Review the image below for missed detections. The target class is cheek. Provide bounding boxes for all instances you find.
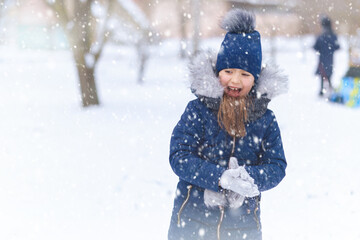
[244,82,253,89]
[244,79,254,88]
[219,76,229,87]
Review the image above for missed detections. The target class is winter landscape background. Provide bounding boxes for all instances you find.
[1,34,359,240]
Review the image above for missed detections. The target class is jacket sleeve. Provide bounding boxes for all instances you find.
[245,113,287,192]
[169,100,226,192]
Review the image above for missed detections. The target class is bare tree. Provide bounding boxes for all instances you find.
[45,0,110,107]
[113,0,154,84]
[45,0,152,107]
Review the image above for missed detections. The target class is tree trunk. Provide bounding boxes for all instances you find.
[136,41,148,84]
[72,1,100,107]
[75,59,99,107]
[191,0,201,56]
[177,0,187,58]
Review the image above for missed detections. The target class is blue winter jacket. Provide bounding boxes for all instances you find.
[168,51,288,231]
[314,29,340,79]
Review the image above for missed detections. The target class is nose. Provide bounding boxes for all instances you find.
[231,71,242,86]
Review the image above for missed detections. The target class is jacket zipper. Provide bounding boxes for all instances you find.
[217,205,225,240]
[254,196,260,230]
[177,185,193,226]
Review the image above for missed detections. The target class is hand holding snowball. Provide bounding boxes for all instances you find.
[220,157,260,197]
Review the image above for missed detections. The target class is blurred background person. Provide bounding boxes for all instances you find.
[313,15,340,96]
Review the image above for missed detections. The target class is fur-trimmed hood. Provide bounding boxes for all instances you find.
[188,50,288,121]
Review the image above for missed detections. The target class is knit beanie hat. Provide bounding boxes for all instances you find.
[216,9,262,81]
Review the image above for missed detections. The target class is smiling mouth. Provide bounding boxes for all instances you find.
[227,86,242,92]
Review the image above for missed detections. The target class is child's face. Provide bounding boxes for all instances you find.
[219,68,255,98]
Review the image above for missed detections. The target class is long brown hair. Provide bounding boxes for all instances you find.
[217,94,250,137]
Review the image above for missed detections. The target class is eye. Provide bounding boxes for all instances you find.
[225,70,232,74]
[242,73,250,76]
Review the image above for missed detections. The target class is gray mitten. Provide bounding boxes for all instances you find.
[204,189,227,208]
[226,190,245,208]
[220,157,260,197]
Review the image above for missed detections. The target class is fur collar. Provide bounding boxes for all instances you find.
[188,50,288,121]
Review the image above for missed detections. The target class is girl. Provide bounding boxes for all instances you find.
[168,9,288,240]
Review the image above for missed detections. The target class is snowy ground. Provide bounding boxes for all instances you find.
[0,36,359,240]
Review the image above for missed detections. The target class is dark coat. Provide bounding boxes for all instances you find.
[314,29,340,79]
[168,51,288,239]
